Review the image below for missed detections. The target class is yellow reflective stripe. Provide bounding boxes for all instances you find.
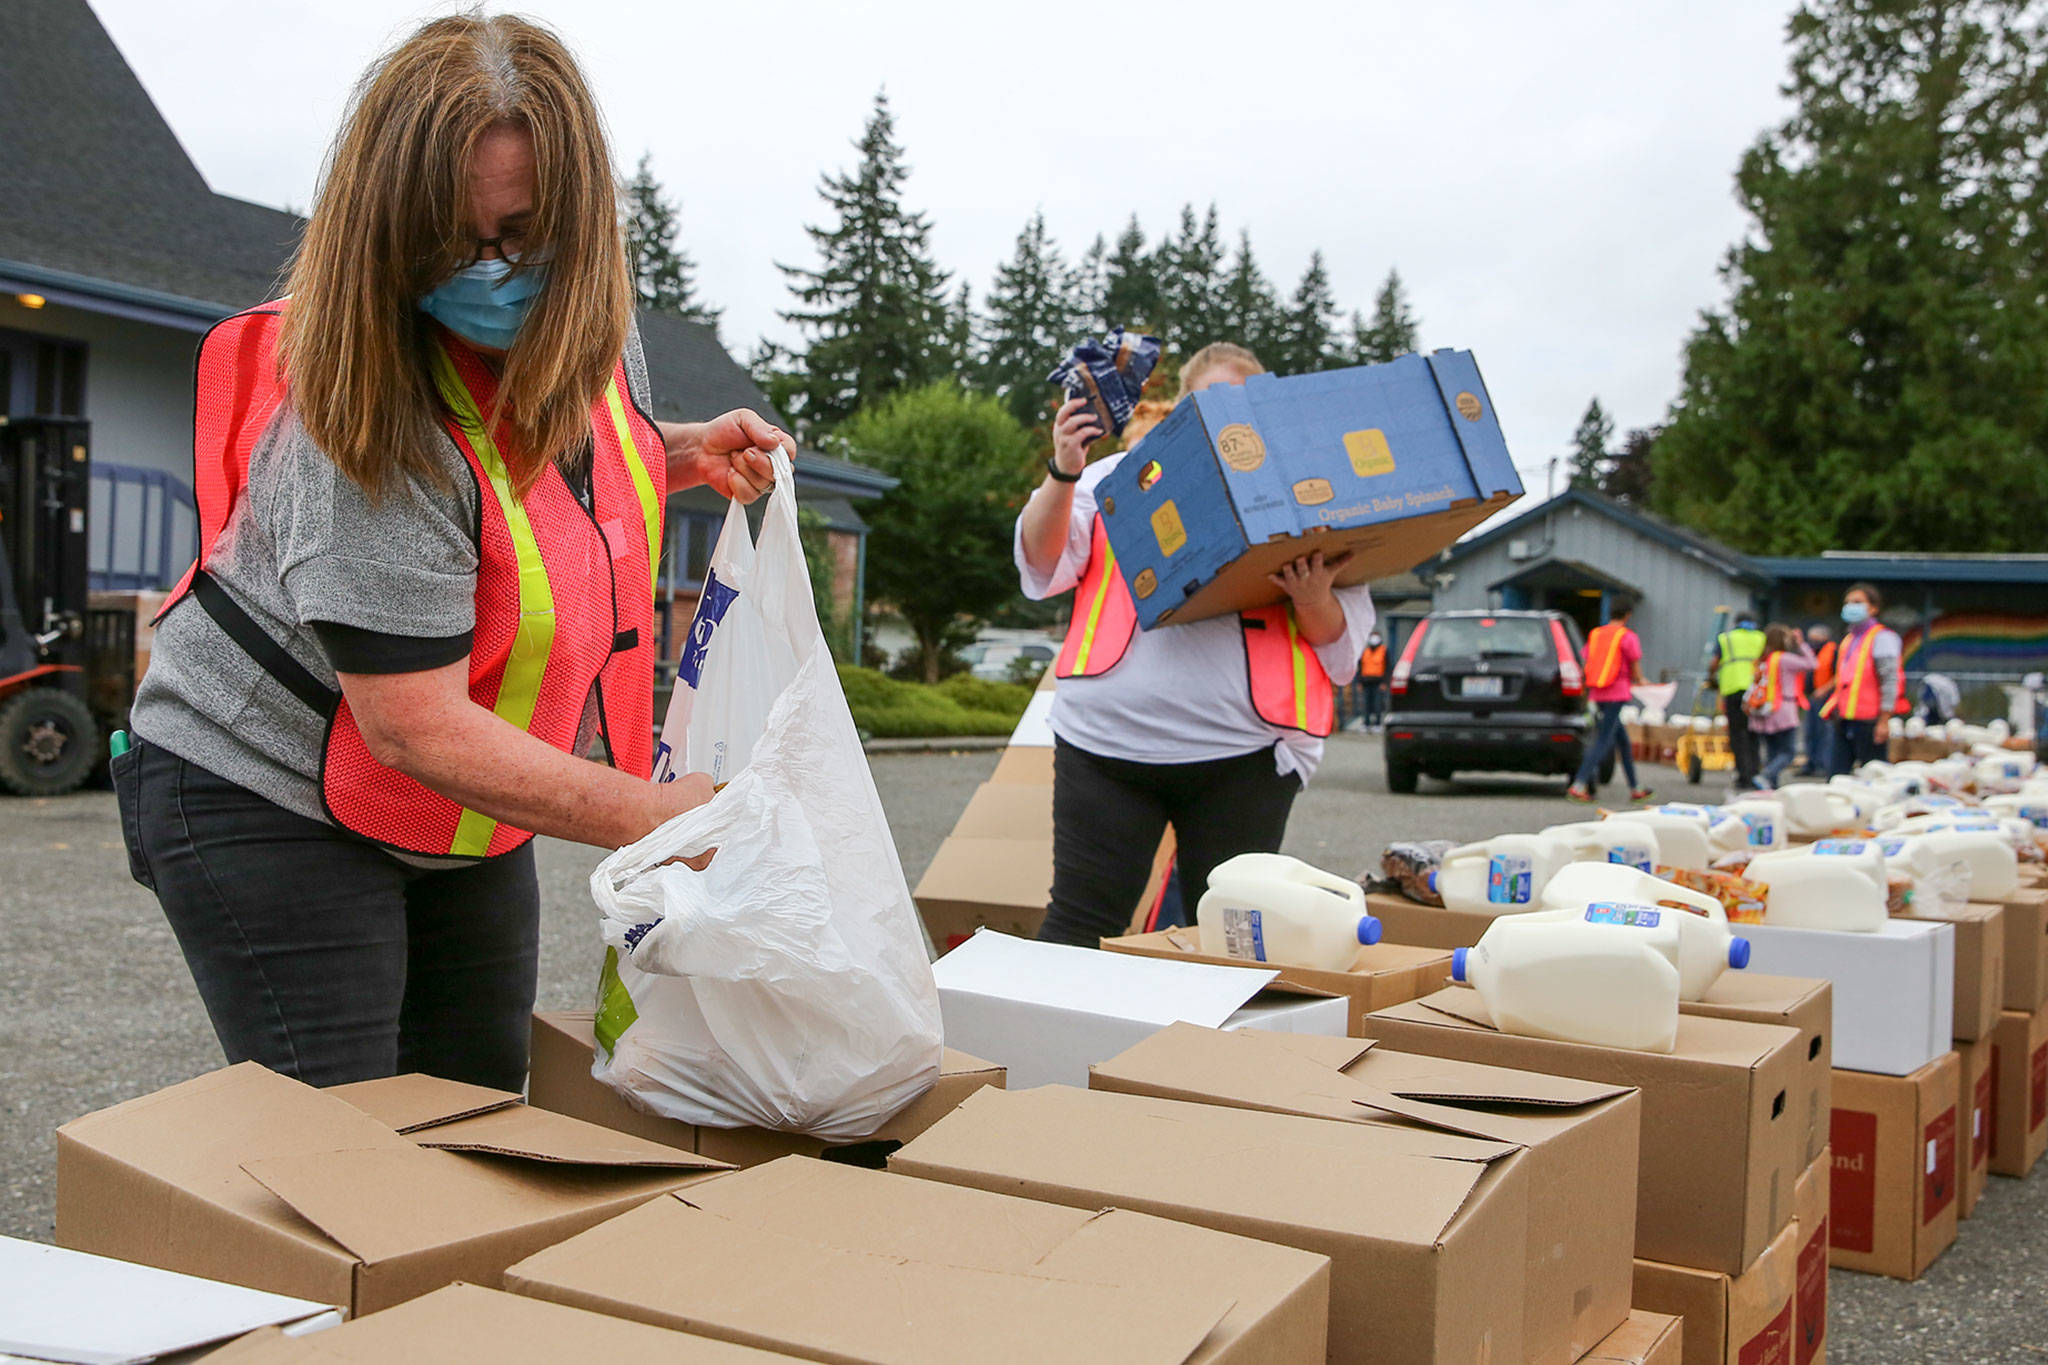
[1841,634,1869,717]
[604,379,662,598]
[1285,610,1308,730]
[1073,542,1116,673]
[430,342,557,858]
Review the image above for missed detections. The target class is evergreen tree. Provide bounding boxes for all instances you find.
[1071,233,1109,336]
[622,152,719,329]
[1100,216,1160,333]
[943,281,979,378]
[1655,0,2048,553]
[1156,203,1229,351]
[1355,268,1420,364]
[980,210,1079,426]
[1218,230,1282,361]
[1276,251,1341,373]
[1569,398,1615,491]
[777,92,952,432]
[1604,427,1658,505]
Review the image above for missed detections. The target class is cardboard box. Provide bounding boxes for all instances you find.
[1682,973,1833,1166]
[0,1234,342,1365]
[948,780,1055,838]
[1633,1217,1797,1365]
[1828,1054,1961,1280]
[1997,887,2048,1011]
[527,1011,1005,1167]
[891,1084,1529,1364]
[1989,1002,2048,1178]
[1363,986,1804,1274]
[1101,927,1453,1035]
[1361,891,1497,950]
[1090,1024,1639,1365]
[1792,1150,1829,1365]
[1584,1311,1684,1365]
[1735,919,1953,1076]
[1902,901,2005,1041]
[1957,1035,1995,1216]
[931,930,1347,1088]
[200,1283,800,1364]
[1097,352,1521,629]
[507,1155,1333,1365]
[55,1064,727,1316]
[988,743,1054,784]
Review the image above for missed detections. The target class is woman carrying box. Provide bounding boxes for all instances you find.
[1015,343,1377,947]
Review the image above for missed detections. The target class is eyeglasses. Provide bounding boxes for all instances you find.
[458,232,530,268]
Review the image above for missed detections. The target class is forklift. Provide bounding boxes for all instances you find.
[0,415,134,795]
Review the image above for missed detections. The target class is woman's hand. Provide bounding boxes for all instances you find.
[662,409,786,503]
[1050,397,1104,476]
[1269,550,1354,648]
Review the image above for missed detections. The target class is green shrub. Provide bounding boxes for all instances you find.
[836,665,1032,738]
[935,672,1034,715]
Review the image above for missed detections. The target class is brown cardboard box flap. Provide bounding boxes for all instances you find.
[1242,1029,1381,1069]
[891,1085,1513,1241]
[1582,1310,1682,1365]
[199,1283,803,1363]
[1394,987,1796,1067]
[327,1074,522,1133]
[403,1104,722,1168]
[509,1194,1232,1365]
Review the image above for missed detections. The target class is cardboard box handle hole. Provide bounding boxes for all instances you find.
[1772,1090,1787,1120]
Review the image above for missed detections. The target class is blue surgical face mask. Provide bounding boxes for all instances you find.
[1842,601,1869,624]
[418,255,545,351]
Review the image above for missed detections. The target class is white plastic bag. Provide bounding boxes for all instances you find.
[592,447,944,1138]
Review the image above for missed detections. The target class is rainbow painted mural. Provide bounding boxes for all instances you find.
[1899,612,2048,672]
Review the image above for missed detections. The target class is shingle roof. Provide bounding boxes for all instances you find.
[1440,486,1768,585]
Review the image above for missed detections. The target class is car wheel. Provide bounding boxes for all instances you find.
[1387,757,1419,794]
[0,687,98,797]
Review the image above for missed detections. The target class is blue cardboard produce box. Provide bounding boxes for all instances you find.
[1096,350,1521,628]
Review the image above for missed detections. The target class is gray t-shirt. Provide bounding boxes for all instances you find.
[133,325,656,839]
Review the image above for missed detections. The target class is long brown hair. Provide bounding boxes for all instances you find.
[282,13,631,498]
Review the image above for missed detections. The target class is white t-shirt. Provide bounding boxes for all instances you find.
[1015,451,1376,783]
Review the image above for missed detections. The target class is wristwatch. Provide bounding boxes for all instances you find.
[1045,455,1081,484]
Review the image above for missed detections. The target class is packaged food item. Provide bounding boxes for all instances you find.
[1047,327,1161,437]
[1374,839,1456,905]
[1656,864,1770,925]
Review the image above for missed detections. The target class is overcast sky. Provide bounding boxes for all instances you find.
[95,0,1801,491]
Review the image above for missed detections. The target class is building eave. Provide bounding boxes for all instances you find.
[0,256,229,332]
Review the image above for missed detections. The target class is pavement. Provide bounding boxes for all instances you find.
[3,733,2046,1359]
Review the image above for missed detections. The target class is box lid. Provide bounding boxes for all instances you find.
[1690,973,1832,1013]
[0,1235,339,1365]
[1378,987,1799,1068]
[934,930,1278,1028]
[325,1074,521,1133]
[912,839,1050,910]
[890,1084,1516,1244]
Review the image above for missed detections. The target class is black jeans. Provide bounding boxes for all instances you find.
[1038,737,1302,947]
[1722,693,1758,787]
[1573,699,1640,791]
[114,737,541,1090]
[1359,680,1386,727]
[1830,719,1884,775]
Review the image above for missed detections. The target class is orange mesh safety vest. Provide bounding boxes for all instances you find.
[1054,517,1335,736]
[1812,639,1837,691]
[160,303,663,858]
[1360,642,1388,680]
[1584,622,1630,690]
[1819,626,1904,721]
[1747,651,1806,712]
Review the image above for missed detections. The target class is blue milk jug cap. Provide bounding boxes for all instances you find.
[1451,946,1469,982]
[1728,937,1752,970]
[1356,915,1383,946]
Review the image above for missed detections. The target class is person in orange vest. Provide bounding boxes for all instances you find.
[112,16,783,1090]
[1016,342,1377,947]
[1821,582,1907,774]
[1797,622,1836,775]
[1746,623,1816,788]
[1566,596,1653,803]
[1357,631,1390,730]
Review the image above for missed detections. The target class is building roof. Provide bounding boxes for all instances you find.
[1440,486,1770,586]
[1747,553,2048,585]
[0,0,893,501]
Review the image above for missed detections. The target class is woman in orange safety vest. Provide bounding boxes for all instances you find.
[1821,581,1907,774]
[114,16,784,1091]
[1565,596,1653,803]
[1016,343,1378,947]
[1746,624,1815,789]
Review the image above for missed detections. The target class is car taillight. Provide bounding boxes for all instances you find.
[1550,619,1583,697]
[1389,620,1430,696]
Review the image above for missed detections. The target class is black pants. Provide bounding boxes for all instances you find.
[1359,680,1386,727]
[1830,719,1884,775]
[1722,692,1758,787]
[114,737,541,1090]
[1038,737,1302,947]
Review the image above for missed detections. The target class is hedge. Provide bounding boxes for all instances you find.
[837,665,1034,738]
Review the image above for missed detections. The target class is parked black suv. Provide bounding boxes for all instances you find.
[1383,609,1610,792]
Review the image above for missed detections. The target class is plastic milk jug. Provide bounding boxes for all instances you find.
[1715,799,1788,854]
[1884,829,2018,901]
[1984,794,2048,829]
[1537,863,1750,1000]
[1430,834,1579,915]
[1743,852,1888,931]
[1976,752,2037,793]
[1771,785,1862,837]
[1614,810,1713,872]
[1197,853,1384,970]
[1540,820,1661,872]
[1757,838,1889,891]
[1451,908,1683,1053]
[1905,716,1928,738]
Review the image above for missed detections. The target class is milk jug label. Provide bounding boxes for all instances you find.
[1488,854,1534,904]
[2020,805,2048,828]
[1584,901,1661,927]
[1741,813,1775,846]
[1607,846,1653,871]
[1879,837,1908,857]
[1815,839,1867,855]
[1220,907,1268,962]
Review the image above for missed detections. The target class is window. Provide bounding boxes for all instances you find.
[1417,616,1547,661]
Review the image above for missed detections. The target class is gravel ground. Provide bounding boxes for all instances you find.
[3,734,2044,1358]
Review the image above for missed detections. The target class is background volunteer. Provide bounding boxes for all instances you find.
[1016,343,1376,947]
[115,15,780,1092]
[1566,596,1652,803]
[1799,622,1835,774]
[1747,623,1815,788]
[1823,581,1905,773]
[1707,611,1766,791]
[1355,631,1389,730]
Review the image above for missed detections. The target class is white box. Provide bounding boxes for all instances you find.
[0,1235,341,1364]
[1737,919,1954,1075]
[931,930,1348,1088]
